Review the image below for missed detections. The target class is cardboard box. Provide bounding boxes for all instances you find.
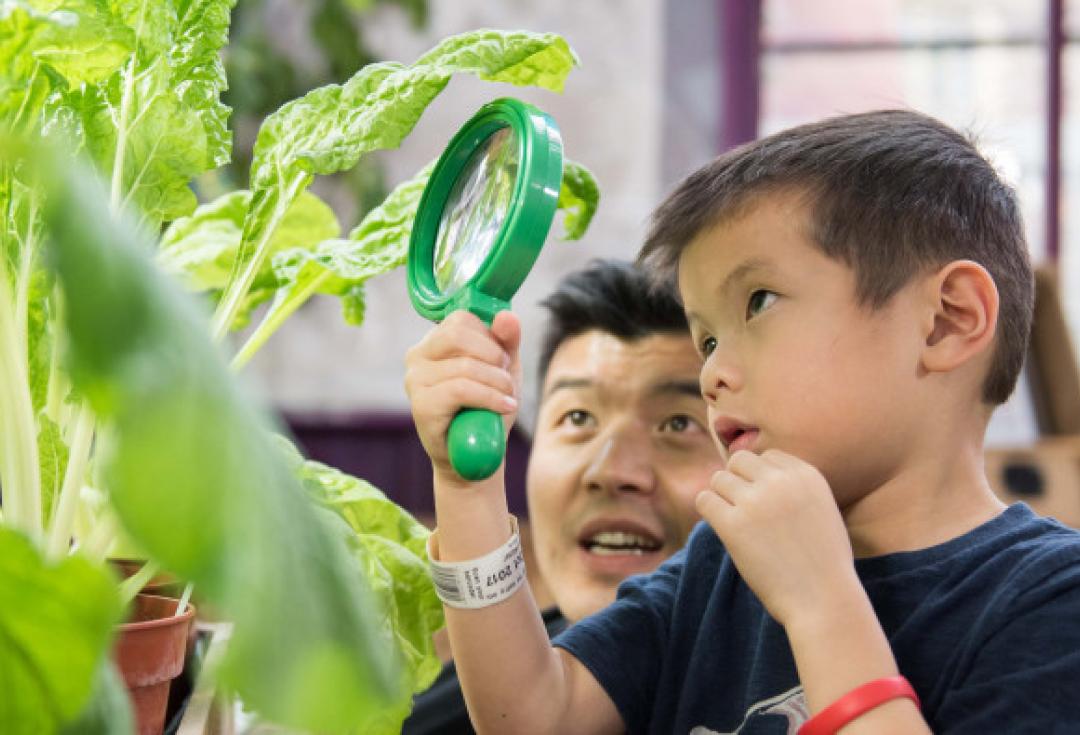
[1027,267,1080,435]
[985,437,1080,528]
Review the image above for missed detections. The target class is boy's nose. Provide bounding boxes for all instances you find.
[700,350,741,403]
[582,426,656,496]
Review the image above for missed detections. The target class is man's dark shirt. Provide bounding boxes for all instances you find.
[402,607,569,734]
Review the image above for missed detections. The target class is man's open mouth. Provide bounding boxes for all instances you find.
[581,530,663,556]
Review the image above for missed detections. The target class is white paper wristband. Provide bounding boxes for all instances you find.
[427,517,526,609]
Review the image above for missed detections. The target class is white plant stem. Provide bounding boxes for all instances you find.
[175,583,194,618]
[45,404,95,559]
[80,513,117,563]
[231,269,330,371]
[0,273,42,539]
[211,174,306,342]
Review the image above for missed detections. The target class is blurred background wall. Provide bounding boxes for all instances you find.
[220,0,1080,519]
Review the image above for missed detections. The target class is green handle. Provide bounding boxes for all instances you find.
[448,408,506,481]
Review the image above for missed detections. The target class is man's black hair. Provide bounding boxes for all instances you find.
[536,259,690,388]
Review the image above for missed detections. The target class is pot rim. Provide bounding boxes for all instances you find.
[119,593,195,632]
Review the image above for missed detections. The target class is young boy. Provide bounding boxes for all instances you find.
[404,110,1080,733]
[403,260,722,733]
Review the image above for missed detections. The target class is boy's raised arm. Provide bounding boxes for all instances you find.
[405,310,622,734]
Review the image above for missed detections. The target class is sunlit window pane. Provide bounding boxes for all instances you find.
[765,0,1043,44]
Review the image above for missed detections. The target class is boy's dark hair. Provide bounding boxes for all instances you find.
[537,259,690,387]
[639,109,1035,405]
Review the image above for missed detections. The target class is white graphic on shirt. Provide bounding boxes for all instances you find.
[689,685,809,735]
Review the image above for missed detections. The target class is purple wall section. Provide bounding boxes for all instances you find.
[285,411,532,518]
[718,0,761,152]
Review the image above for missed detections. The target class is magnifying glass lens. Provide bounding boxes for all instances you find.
[434,126,519,294]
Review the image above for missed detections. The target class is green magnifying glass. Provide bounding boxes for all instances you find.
[407,98,564,482]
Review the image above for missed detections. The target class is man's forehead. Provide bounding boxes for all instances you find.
[541,331,701,402]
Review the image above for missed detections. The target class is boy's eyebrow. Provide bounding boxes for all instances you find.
[719,257,774,297]
[685,257,775,326]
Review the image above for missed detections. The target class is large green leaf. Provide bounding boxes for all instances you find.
[215,28,579,336]
[0,527,124,735]
[57,0,235,228]
[249,30,577,195]
[43,158,400,733]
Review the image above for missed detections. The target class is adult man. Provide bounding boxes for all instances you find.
[403,259,723,733]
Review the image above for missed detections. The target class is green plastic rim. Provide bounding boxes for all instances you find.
[407,97,564,325]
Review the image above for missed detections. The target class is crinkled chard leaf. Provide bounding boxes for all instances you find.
[278,436,444,734]
[52,0,235,228]
[158,188,340,297]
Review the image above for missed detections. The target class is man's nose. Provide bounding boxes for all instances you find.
[582,425,656,495]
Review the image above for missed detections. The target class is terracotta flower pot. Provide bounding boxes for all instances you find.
[113,594,196,735]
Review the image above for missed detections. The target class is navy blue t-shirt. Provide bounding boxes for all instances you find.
[554,503,1080,734]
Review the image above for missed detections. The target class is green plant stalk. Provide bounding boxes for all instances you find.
[0,273,42,539]
[46,404,95,559]
[211,173,309,341]
[230,269,332,370]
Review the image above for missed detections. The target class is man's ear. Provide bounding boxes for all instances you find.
[921,260,999,374]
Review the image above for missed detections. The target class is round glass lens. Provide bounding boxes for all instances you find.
[433,126,519,294]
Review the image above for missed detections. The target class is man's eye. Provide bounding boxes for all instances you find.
[699,336,717,358]
[746,290,777,320]
[560,409,594,428]
[660,414,696,433]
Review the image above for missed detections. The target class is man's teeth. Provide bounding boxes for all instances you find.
[584,531,661,555]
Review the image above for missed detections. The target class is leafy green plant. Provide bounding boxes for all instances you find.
[1,1,599,731]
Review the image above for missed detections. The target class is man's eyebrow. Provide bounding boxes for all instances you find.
[649,380,703,399]
[542,377,593,400]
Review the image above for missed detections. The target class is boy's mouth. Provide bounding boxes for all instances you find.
[713,417,759,453]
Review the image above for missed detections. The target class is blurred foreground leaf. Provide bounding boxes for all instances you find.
[43,156,400,733]
[0,527,124,735]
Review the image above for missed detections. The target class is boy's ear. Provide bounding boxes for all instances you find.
[920,260,999,374]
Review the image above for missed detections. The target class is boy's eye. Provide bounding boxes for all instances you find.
[746,290,777,320]
[699,336,717,358]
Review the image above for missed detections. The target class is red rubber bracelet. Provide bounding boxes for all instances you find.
[798,675,920,735]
